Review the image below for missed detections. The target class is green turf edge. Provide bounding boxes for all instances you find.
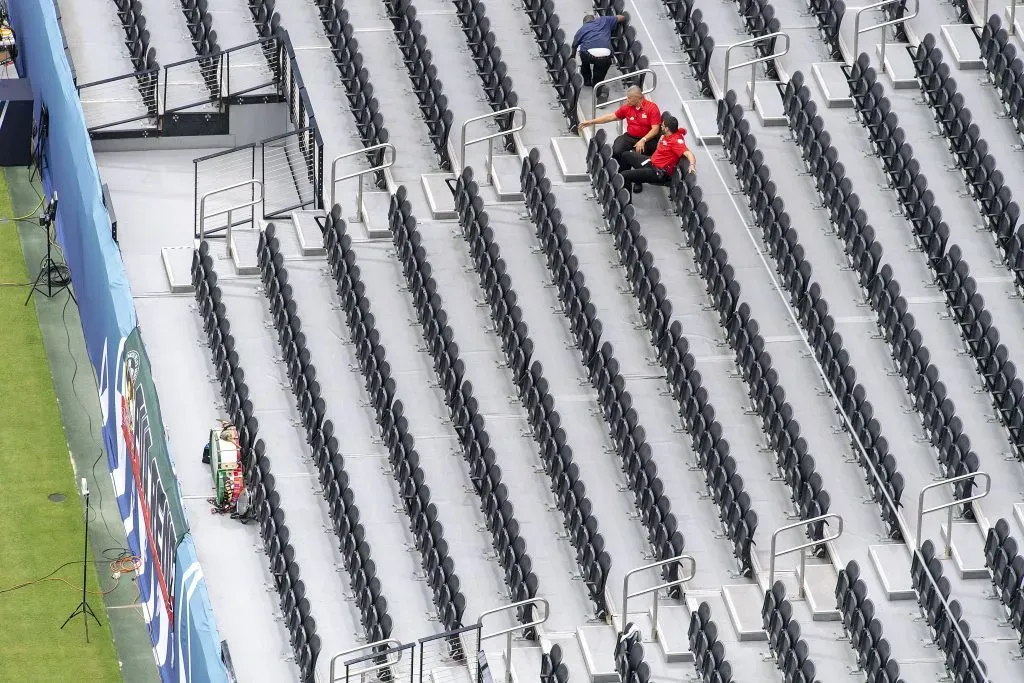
[0,170,123,683]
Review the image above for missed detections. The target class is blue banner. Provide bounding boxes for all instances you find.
[8,1,229,680]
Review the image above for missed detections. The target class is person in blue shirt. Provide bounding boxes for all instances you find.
[571,14,626,99]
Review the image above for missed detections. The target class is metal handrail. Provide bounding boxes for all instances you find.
[475,597,550,683]
[767,514,844,598]
[915,471,992,554]
[722,32,791,109]
[329,143,395,223]
[590,69,658,120]
[620,555,696,641]
[851,0,921,71]
[198,179,265,256]
[328,638,403,683]
[459,106,527,182]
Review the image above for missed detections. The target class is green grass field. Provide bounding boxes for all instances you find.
[0,172,122,682]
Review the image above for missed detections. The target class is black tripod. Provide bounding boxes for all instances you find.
[61,478,101,641]
[25,192,69,305]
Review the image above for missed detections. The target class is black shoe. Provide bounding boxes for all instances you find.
[633,183,643,193]
[595,86,609,103]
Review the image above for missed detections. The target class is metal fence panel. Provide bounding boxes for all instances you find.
[262,128,316,219]
[193,146,257,238]
[418,626,481,683]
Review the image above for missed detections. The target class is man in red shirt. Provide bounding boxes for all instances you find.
[577,86,661,163]
[618,114,696,194]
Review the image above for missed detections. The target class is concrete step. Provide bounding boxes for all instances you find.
[228,229,261,275]
[681,100,722,145]
[421,173,457,219]
[811,62,854,108]
[490,154,525,201]
[869,543,916,600]
[721,583,768,641]
[506,645,543,683]
[876,43,919,89]
[941,24,984,70]
[550,137,589,182]
[940,520,990,580]
[744,80,788,126]
[162,246,196,293]
[348,190,393,240]
[575,624,620,683]
[290,209,326,256]
[797,561,841,621]
[648,603,694,663]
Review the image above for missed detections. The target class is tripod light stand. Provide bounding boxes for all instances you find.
[61,477,101,642]
[25,191,70,305]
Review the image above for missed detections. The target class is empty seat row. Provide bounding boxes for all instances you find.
[191,243,320,680]
[984,519,1024,649]
[519,153,690,585]
[384,0,454,169]
[977,15,1024,139]
[255,227,394,649]
[688,602,735,683]
[805,0,844,59]
[321,207,466,632]
[735,0,782,75]
[614,625,652,683]
[313,0,390,185]
[911,35,1024,282]
[111,0,159,113]
[835,561,901,682]
[762,582,818,683]
[658,0,714,94]
[180,0,221,99]
[782,71,981,512]
[912,541,988,681]
[249,0,281,38]
[453,168,613,616]
[583,130,757,575]
[453,0,519,123]
[845,55,1024,460]
[521,0,584,129]
[387,188,541,629]
[181,0,219,56]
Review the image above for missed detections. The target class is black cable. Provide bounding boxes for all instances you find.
[59,293,129,555]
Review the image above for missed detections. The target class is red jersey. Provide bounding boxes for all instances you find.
[651,130,689,173]
[614,99,661,137]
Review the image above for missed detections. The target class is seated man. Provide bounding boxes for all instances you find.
[577,86,661,163]
[570,13,626,99]
[618,114,696,194]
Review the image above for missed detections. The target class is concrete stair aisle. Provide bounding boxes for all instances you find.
[205,0,275,95]
[261,216,441,644]
[268,0,383,237]
[202,244,365,681]
[56,0,151,128]
[405,212,599,633]
[137,0,213,111]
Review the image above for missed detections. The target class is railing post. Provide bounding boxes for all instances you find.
[225,208,233,257]
[590,69,658,120]
[722,33,790,101]
[458,107,527,177]
[850,0,920,67]
[767,514,844,597]
[476,598,550,683]
[620,556,696,639]
[329,143,396,221]
[914,472,992,554]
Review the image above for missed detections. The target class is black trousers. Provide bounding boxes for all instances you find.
[612,133,659,164]
[619,151,670,187]
[580,50,613,87]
